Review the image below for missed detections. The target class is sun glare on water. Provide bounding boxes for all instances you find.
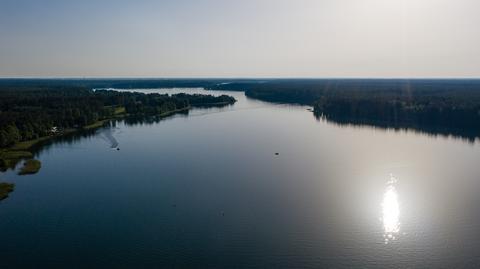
[382,174,400,244]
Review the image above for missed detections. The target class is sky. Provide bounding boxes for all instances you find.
[0,0,479,78]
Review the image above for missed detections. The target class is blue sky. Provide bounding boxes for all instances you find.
[1,0,479,78]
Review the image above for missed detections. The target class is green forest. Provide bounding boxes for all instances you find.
[209,79,480,139]
[0,86,235,148]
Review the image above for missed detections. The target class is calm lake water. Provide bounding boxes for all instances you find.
[1,88,480,268]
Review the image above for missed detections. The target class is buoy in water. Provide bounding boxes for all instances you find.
[275,152,279,156]
[117,148,120,151]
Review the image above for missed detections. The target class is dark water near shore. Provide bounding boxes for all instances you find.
[1,88,480,268]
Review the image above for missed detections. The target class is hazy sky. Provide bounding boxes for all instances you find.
[0,0,479,78]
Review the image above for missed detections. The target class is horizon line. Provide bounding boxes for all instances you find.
[1,77,480,80]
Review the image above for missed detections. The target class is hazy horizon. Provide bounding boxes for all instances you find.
[1,77,480,80]
[1,0,479,78]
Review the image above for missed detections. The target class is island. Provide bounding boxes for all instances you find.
[0,182,14,201]
[18,159,42,175]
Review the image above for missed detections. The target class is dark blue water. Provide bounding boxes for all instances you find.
[1,88,480,268]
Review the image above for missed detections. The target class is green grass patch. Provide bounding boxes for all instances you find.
[0,182,14,201]
[83,120,108,130]
[157,106,191,117]
[18,159,42,175]
[10,137,51,151]
[114,106,126,115]
[9,128,75,151]
[0,150,34,171]
[0,150,33,160]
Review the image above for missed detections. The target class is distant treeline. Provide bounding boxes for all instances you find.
[0,85,235,148]
[0,78,226,90]
[208,79,480,103]
[313,94,480,140]
[209,79,480,140]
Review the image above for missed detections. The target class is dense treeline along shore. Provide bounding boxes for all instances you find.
[209,79,480,141]
[0,84,235,173]
[1,78,480,142]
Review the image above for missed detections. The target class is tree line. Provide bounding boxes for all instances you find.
[0,86,235,148]
[210,79,480,139]
[2,78,480,142]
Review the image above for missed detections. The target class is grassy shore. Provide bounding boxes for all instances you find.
[1,101,228,157]
[0,150,33,170]
[83,120,109,130]
[3,106,127,156]
[157,106,191,117]
[9,129,77,151]
[191,101,235,107]
[0,150,33,160]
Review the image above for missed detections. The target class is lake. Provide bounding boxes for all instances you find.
[1,88,480,268]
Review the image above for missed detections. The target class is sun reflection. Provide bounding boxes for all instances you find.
[382,174,400,244]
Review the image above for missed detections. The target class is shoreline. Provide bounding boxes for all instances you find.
[0,106,193,171]
[0,99,235,172]
[2,106,190,152]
